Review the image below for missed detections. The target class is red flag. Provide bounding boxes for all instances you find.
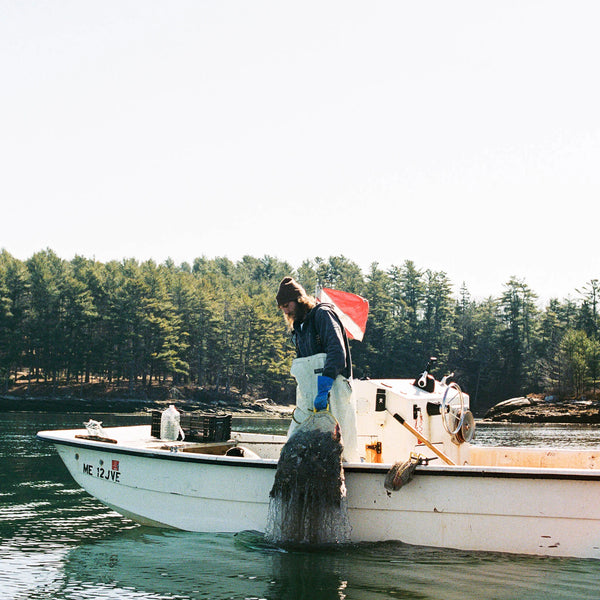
[318,288,369,341]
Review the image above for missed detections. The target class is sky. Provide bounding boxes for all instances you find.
[1,1,599,305]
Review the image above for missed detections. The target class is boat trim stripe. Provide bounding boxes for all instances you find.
[38,435,600,481]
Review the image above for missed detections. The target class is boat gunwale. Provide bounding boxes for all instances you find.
[37,431,600,481]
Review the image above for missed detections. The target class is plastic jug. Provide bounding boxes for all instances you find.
[160,404,185,441]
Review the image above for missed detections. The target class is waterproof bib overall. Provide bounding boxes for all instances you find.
[288,353,360,463]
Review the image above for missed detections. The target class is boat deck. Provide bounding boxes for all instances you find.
[39,425,288,461]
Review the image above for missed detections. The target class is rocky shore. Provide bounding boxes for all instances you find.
[5,382,600,425]
[484,396,600,423]
[0,382,294,418]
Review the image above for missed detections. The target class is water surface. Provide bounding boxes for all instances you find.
[2,412,600,599]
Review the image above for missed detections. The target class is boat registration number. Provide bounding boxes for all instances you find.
[82,459,121,483]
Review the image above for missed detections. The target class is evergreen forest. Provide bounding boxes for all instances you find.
[1,248,599,414]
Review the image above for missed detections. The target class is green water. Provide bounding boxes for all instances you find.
[2,412,600,599]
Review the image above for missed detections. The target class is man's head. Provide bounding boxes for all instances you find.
[276,277,315,327]
[276,277,305,307]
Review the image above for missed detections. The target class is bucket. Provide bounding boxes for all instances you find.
[160,404,185,442]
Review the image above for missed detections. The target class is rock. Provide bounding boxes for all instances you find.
[484,396,600,423]
[484,397,534,419]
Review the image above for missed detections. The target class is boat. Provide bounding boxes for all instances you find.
[37,370,600,559]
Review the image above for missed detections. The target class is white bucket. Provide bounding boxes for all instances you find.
[160,404,185,441]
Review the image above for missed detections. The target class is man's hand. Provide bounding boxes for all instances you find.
[314,375,334,411]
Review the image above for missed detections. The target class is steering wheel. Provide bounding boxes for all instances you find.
[441,382,465,435]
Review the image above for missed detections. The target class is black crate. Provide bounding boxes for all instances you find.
[151,411,231,443]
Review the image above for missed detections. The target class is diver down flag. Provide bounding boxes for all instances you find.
[318,288,369,341]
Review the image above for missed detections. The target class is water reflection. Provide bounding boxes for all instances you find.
[236,533,350,600]
[2,412,600,600]
[474,422,600,448]
[236,416,600,450]
[47,529,600,600]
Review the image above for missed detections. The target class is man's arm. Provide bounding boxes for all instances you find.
[314,306,347,379]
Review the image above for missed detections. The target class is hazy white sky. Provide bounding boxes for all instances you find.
[1,1,599,304]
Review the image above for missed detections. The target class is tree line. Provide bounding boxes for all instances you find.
[1,248,599,413]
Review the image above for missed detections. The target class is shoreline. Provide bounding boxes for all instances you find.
[0,381,294,417]
[3,388,600,424]
[0,394,294,418]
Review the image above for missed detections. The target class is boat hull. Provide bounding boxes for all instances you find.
[40,426,600,559]
[52,436,276,533]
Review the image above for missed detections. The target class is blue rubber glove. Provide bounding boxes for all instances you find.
[314,375,334,411]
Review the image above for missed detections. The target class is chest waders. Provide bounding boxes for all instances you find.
[288,353,360,463]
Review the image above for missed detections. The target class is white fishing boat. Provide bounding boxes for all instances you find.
[38,373,600,559]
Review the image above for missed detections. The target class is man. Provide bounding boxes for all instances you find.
[276,277,360,462]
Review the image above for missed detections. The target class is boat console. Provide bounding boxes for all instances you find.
[353,374,474,465]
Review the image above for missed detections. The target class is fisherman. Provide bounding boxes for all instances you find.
[276,277,360,462]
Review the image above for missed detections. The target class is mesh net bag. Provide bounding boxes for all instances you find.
[265,412,351,545]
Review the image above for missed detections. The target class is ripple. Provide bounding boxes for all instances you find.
[2,413,600,600]
[0,501,52,521]
[19,481,63,489]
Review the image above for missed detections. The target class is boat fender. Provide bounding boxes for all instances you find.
[225,446,260,459]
